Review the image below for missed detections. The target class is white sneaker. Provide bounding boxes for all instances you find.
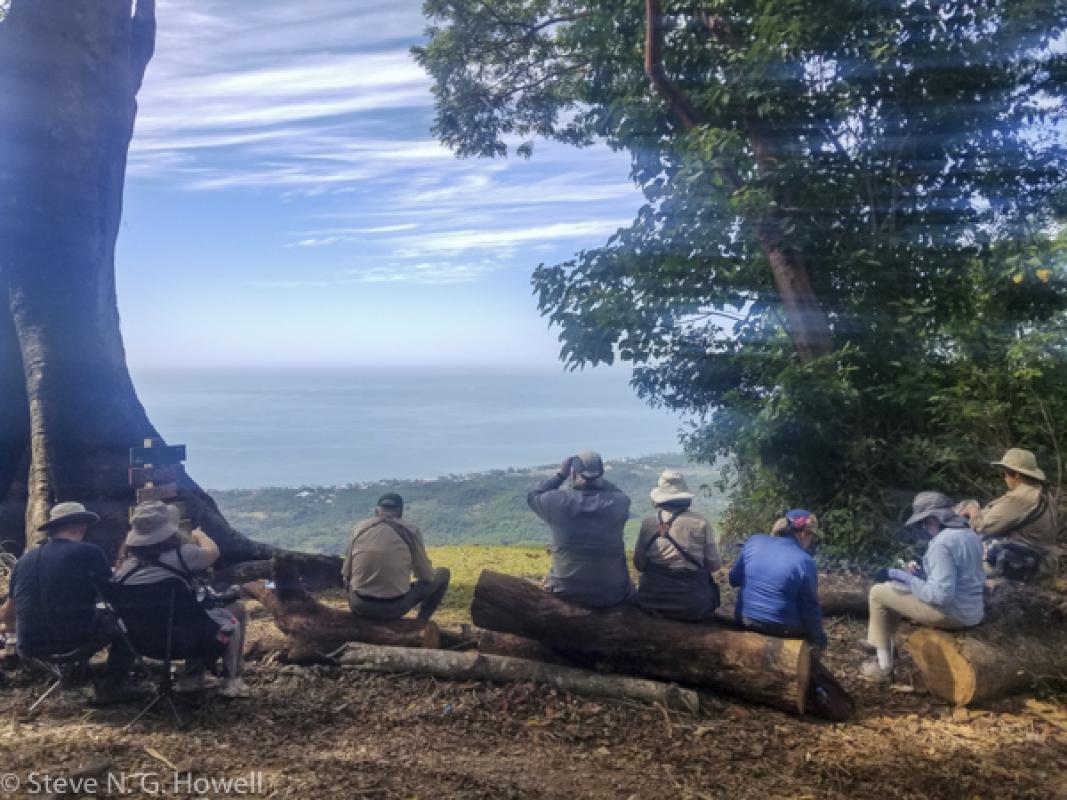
[860,660,893,683]
[174,672,219,693]
[219,677,250,699]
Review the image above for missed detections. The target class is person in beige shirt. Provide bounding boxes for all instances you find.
[633,471,722,621]
[343,493,450,622]
[962,448,1060,581]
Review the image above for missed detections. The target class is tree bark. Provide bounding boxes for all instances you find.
[241,556,442,662]
[905,581,1067,706]
[0,1,340,583]
[818,585,871,618]
[476,630,580,667]
[643,0,833,360]
[471,570,852,719]
[335,642,704,714]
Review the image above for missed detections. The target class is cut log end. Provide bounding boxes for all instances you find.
[906,628,979,706]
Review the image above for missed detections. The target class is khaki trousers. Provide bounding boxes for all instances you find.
[866,583,967,651]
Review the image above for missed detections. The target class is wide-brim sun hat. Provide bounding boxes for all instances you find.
[905,491,967,527]
[650,470,695,504]
[37,501,100,532]
[125,501,180,547]
[991,448,1046,483]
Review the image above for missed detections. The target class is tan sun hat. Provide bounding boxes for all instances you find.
[125,501,180,548]
[650,470,695,504]
[37,501,100,532]
[991,448,1046,482]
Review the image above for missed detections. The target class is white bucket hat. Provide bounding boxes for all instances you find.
[650,470,695,504]
[991,448,1046,483]
[37,501,100,532]
[125,501,180,547]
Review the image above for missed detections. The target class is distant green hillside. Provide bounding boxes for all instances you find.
[214,454,727,556]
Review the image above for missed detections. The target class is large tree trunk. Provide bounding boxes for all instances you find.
[0,1,339,584]
[905,581,1067,706]
[470,570,852,719]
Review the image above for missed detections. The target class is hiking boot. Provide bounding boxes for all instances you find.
[90,681,152,707]
[174,672,219,693]
[219,677,251,699]
[860,660,893,683]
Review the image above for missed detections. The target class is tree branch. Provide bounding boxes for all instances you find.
[644,0,701,131]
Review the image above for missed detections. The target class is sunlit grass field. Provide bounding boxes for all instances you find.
[425,544,552,626]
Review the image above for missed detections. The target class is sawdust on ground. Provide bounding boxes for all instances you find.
[1,588,1066,800]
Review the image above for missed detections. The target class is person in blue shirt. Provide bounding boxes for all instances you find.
[862,491,985,682]
[728,510,827,650]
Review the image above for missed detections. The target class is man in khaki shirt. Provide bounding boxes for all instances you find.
[963,449,1060,580]
[343,493,450,622]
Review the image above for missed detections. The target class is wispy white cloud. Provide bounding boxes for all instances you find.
[392,220,629,258]
[128,0,641,287]
[254,258,506,287]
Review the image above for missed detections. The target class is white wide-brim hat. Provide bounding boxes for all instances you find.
[650,470,695,504]
[125,501,180,547]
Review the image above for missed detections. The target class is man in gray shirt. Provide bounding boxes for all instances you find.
[527,450,633,608]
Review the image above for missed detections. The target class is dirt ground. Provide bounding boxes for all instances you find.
[2,591,1066,800]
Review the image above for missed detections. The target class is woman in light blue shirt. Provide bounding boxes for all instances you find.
[862,491,985,681]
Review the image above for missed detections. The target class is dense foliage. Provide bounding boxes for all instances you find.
[214,455,724,555]
[416,0,1067,556]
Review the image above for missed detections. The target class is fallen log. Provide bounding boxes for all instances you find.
[215,556,342,592]
[477,630,580,667]
[470,570,852,719]
[334,642,702,714]
[241,556,440,662]
[818,586,870,618]
[905,580,1067,706]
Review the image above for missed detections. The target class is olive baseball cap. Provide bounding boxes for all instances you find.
[572,450,604,480]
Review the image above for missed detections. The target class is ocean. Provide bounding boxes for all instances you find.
[130,367,686,490]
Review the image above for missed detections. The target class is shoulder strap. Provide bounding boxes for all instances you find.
[647,512,705,570]
[118,551,194,586]
[990,492,1050,539]
[377,517,421,563]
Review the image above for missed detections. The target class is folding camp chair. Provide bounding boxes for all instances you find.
[22,637,103,713]
[103,578,226,730]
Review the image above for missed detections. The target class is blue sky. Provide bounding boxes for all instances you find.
[117,0,643,369]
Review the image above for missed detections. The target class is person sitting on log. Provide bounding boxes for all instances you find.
[6,502,145,705]
[862,491,985,682]
[343,493,451,623]
[633,471,722,621]
[729,510,827,652]
[959,449,1059,582]
[113,502,251,699]
[527,450,633,608]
